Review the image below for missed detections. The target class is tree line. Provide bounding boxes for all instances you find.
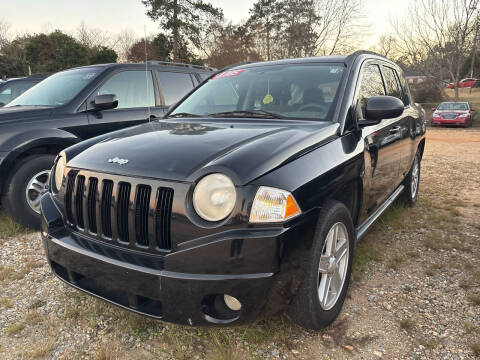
[1,0,479,102]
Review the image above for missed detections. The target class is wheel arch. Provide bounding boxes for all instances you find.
[0,134,81,195]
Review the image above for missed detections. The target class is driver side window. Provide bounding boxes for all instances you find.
[358,64,386,117]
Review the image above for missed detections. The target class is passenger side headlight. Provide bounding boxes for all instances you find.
[193,173,236,222]
[52,155,66,193]
[249,186,301,223]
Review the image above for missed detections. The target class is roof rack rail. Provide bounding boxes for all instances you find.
[146,60,216,72]
[345,50,387,64]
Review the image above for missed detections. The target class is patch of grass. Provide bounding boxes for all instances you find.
[470,343,480,356]
[0,264,33,284]
[423,231,470,252]
[0,297,13,309]
[406,250,420,259]
[377,203,407,230]
[0,210,31,238]
[388,254,405,270]
[419,337,440,349]
[468,293,480,305]
[93,342,121,360]
[463,321,476,334]
[27,340,54,359]
[352,237,382,281]
[425,263,444,277]
[24,310,46,326]
[399,317,416,332]
[5,321,24,335]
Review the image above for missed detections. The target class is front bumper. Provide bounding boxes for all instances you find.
[41,192,313,326]
[432,117,469,126]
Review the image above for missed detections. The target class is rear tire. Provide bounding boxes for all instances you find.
[1,154,55,229]
[401,151,420,206]
[288,201,354,330]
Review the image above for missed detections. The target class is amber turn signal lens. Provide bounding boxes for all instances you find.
[249,186,301,223]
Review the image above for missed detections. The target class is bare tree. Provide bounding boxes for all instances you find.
[0,19,10,48]
[115,29,138,62]
[392,0,478,100]
[313,0,368,55]
[375,34,399,59]
[75,21,112,48]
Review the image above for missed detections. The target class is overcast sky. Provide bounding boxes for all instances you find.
[2,0,408,47]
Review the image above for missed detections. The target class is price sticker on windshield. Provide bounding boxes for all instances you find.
[212,69,244,80]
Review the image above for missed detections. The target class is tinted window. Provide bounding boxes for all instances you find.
[382,66,403,101]
[170,64,346,121]
[158,72,194,106]
[7,68,102,107]
[97,71,155,109]
[395,70,411,105]
[358,64,385,116]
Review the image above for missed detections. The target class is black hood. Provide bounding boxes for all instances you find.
[0,106,53,125]
[68,119,339,185]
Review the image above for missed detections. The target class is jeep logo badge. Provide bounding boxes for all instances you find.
[108,157,129,165]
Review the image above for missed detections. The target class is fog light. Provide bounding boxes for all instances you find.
[223,294,241,311]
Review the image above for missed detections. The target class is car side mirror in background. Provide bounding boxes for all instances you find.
[471,108,475,112]
[358,96,404,127]
[93,94,118,110]
[431,107,436,112]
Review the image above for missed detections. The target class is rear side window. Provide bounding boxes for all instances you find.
[97,71,155,109]
[358,64,385,116]
[382,66,403,101]
[395,70,411,106]
[158,72,194,106]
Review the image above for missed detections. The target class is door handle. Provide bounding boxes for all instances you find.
[390,126,401,133]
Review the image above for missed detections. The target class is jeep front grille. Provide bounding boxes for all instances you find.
[64,170,174,253]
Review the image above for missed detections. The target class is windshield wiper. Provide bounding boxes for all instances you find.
[167,112,201,118]
[208,110,285,119]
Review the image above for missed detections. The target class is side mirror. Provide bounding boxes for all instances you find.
[93,94,118,110]
[0,102,5,107]
[358,96,404,127]
[471,108,475,112]
[431,107,436,112]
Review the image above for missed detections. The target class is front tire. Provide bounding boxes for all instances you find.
[1,154,55,229]
[288,201,355,330]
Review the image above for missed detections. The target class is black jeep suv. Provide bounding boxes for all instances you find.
[41,52,425,329]
[0,61,213,228]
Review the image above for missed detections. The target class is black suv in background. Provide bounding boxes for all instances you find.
[0,61,214,228]
[0,74,50,106]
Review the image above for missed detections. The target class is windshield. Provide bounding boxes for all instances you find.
[437,102,469,111]
[170,63,345,120]
[6,67,103,107]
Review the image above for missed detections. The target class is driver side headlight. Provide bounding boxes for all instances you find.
[52,155,66,193]
[193,173,236,222]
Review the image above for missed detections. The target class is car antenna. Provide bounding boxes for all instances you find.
[144,25,152,123]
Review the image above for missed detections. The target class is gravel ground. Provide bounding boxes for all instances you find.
[0,127,479,360]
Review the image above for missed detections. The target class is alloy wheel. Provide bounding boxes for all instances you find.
[25,170,50,214]
[411,156,419,199]
[317,222,350,311]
